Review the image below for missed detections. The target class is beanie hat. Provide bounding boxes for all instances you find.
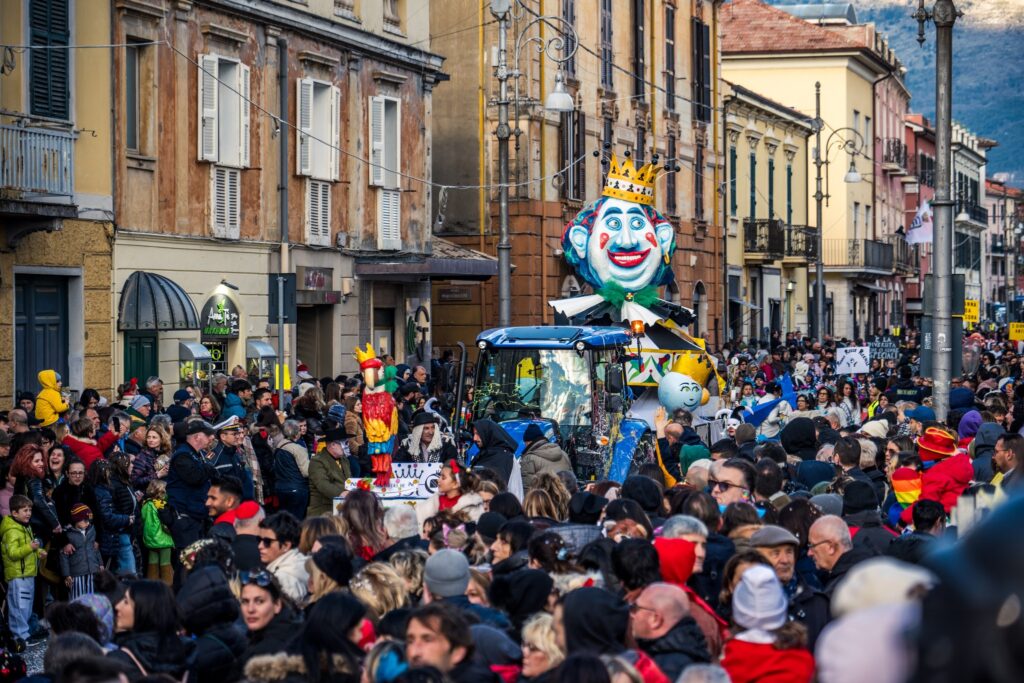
[423,549,470,598]
[957,410,983,441]
[568,492,608,524]
[858,420,889,440]
[523,423,545,444]
[70,503,93,524]
[620,476,662,515]
[312,544,355,586]
[130,394,151,411]
[842,481,879,515]
[830,557,936,619]
[476,512,507,545]
[735,423,756,445]
[732,564,788,632]
[810,493,844,517]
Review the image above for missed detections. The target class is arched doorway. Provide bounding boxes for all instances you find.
[693,281,707,337]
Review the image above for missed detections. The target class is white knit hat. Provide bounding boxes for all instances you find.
[732,565,788,631]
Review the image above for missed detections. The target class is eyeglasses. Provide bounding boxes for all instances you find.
[708,479,747,493]
[630,603,657,614]
[239,570,273,587]
[256,537,280,547]
[806,540,832,551]
[68,471,85,477]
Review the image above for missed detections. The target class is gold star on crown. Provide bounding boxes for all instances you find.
[602,153,664,206]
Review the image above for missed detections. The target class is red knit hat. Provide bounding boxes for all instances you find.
[70,503,93,524]
[917,427,957,462]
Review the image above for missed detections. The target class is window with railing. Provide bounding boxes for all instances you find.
[694,143,704,221]
[729,146,737,217]
[562,0,576,78]
[666,134,677,215]
[665,6,676,112]
[600,0,613,89]
[691,19,711,124]
[749,153,756,218]
[954,233,980,269]
[632,0,645,98]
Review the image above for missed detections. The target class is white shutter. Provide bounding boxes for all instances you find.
[297,78,313,176]
[239,63,251,168]
[369,96,385,186]
[329,85,341,182]
[198,55,219,161]
[377,188,401,250]
[306,179,331,246]
[211,167,240,239]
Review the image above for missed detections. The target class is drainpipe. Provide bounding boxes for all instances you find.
[278,38,289,409]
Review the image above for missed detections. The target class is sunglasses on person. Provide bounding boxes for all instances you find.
[708,479,747,493]
[239,570,273,587]
[256,536,280,548]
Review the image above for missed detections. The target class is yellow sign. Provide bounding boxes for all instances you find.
[1010,323,1024,341]
[964,299,979,324]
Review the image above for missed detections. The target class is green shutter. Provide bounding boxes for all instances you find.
[729,147,737,217]
[29,0,70,120]
[749,153,757,218]
[768,158,775,221]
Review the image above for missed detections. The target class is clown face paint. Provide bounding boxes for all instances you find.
[569,198,674,292]
[658,371,707,413]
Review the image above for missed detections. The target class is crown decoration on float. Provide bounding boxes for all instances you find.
[354,343,383,369]
[668,350,717,388]
[601,153,665,206]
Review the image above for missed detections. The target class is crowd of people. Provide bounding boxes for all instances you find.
[0,330,1022,683]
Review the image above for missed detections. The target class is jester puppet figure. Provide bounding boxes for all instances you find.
[355,343,398,486]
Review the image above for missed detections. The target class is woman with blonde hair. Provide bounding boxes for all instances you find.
[348,562,409,621]
[520,613,565,680]
[298,514,348,555]
[388,549,427,603]
[131,425,171,492]
[523,489,562,524]
[532,472,571,521]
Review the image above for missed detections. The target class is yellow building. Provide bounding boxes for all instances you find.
[0,0,114,405]
[431,0,726,349]
[722,0,898,339]
[722,82,814,343]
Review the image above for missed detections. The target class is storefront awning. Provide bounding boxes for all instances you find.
[854,283,890,294]
[118,271,200,331]
[247,340,277,359]
[729,297,761,310]
[354,238,498,281]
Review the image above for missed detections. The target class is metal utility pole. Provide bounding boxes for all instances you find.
[813,82,825,341]
[493,3,512,327]
[917,0,959,421]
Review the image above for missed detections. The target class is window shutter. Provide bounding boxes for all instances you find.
[330,86,341,182]
[211,167,240,238]
[29,0,70,120]
[306,179,331,246]
[377,189,401,250]
[702,23,712,123]
[385,99,402,189]
[198,55,219,161]
[369,96,385,186]
[574,111,586,199]
[239,63,251,168]
[297,79,313,176]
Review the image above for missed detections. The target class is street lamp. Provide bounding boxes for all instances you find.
[490,0,580,327]
[812,82,868,340]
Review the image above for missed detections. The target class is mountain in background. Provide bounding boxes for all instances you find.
[765,0,1024,183]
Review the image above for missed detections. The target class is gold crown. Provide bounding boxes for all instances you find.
[669,348,716,387]
[354,342,382,369]
[602,154,662,206]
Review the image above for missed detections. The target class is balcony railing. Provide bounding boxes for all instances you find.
[822,238,893,271]
[743,218,785,259]
[882,138,908,172]
[991,235,1006,254]
[785,226,818,261]
[956,202,989,225]
[0,124,74,196]
[890,235,916,272]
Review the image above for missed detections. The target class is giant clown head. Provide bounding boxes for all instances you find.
[562,156,677,293]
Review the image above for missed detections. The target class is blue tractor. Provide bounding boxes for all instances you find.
[468,326,656,482]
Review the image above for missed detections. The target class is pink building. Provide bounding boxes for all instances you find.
[903,114,936,328]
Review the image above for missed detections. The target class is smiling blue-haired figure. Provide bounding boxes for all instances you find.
[561,195,677,294]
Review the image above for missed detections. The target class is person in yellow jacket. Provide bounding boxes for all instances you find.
[34,369,69,428]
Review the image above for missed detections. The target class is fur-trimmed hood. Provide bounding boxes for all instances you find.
[244,652,358,683]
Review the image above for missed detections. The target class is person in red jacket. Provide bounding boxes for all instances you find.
[61,415,121,469]
[721,565,815,683]
[900,427,973,526]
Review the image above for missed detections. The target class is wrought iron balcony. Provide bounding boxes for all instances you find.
[0,124,74,196]
[822,238,893,272]
[784,226,818,262]
[956,201,989,225]
[890,235,917,273]
[743,218,785,260]
[991,235,1006,254]
[882,138,908,173]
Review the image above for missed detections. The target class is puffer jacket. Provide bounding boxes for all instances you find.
[93,482,135,558]
[177,564,248,683]
[222,392,247,420]
[34,369,69,427]
[519,439,572,489]
[109,630,197,680]
[59,524,102,577]
[307,451,350,517]
[273,441,310,495]
[0,515,39,580]
[636,616,711,682]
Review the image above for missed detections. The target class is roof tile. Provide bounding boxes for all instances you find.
[722,0,866,54]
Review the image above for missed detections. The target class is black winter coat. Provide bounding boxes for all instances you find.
[109,630,197,680]
[636,616,711,681]
[472,419,516,483]
[177,565,248,683]
[15,476,60,542]
[787,577,831,650]
[93,482,134,557]
[240,608,304,669]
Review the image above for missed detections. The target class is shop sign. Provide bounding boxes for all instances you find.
[200,294,240,339]
[439,287,472,302]
[297,266,333,291]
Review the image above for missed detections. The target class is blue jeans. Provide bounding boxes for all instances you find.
[7,577,34,640]
[110,533,136,575]
[277,489,309,520]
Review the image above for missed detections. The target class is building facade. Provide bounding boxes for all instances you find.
[983,177,1023,322]
[950,123,991,308]
[430,0,726,350]
[902,113,936,327]
[722,0,911,340]
[109,0,445,394]
[722,82,814,344]
[0,0,115,405]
